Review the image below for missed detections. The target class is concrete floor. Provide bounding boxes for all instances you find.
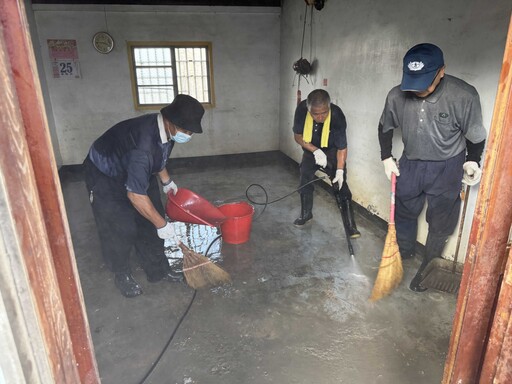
[61,151,457,384]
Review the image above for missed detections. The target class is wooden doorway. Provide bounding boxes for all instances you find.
[0,1,99,383]
[443,14,512,384]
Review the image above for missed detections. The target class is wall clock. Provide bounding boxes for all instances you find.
[92,32,114,54]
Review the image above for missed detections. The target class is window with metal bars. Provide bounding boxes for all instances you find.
[128,42,214,109]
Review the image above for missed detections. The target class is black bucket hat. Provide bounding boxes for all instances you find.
[160,94,205,134]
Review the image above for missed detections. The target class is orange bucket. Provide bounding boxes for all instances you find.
[217,202,254,244]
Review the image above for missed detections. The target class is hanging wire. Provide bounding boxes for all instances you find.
[295,3,312,93]
[300,2,309,59]
[309,3,313,63]
[103,6,109,33]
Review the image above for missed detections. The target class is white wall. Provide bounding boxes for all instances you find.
[279,0,511,259]
[31,2,511,260]
[31,4,280,165]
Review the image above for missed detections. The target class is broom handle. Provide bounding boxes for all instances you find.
[389,173,396,225]
[452,185,470,273]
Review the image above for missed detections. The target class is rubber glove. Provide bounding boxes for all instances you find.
[382,157,400,181]
[313,149,328,168]
[157,222,177,241]
[162,180,178,195]
[462,161,482,186]
[332,169,344,190]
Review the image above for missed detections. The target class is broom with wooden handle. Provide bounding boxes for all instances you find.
[179,242,231,289]
[370,173,403,301]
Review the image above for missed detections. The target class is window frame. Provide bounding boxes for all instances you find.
[127,41,215,110]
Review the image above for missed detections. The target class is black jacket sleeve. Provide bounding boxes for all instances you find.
[466,139,485,165]
[378,122,393,160]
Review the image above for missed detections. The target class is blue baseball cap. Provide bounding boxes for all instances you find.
[401,43,444,92]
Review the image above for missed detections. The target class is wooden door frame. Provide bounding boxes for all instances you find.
[443,14,512,384]
[0,1,99,383]
[1,2,511,384]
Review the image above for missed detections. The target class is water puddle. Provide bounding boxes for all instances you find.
[164,220,223,272]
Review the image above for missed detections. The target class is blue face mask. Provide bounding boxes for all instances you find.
[171,131,192,143]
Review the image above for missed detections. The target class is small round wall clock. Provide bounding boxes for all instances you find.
[92,32,114,54]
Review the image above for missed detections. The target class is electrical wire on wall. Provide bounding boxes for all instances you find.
[103,6,109,33]
[293,2,314,105]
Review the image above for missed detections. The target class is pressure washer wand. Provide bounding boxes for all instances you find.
[342,215,355,257]
[319,163,355,258]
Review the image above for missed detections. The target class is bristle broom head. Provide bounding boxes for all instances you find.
[180,243,231,290]
[370,225,404,302]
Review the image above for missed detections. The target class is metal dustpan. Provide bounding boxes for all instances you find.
[166,188,227,227]
[420,185,470,294]
[421,258,463,294]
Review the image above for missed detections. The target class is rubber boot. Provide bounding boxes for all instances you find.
[335,193,361,239]
[409,233,449,292]
[294,193,313,226]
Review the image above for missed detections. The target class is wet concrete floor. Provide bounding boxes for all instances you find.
[61,151,457,384]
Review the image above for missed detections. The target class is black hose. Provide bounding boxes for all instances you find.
[138,289,197,384]
[138,235,221,384]
[245,174,355,257]
[245,175,329,219]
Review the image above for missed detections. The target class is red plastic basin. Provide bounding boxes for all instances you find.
[166,188,227,227]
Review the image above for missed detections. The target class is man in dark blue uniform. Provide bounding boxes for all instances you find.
[84,95,204,298]
[292,89,360,238]
[378,44,486,291]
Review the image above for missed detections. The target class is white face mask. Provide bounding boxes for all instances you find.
[171,131,192,143]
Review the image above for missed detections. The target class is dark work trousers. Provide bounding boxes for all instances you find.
[299,148,352,200]
[395,150,465,257]
[83,157,170,281]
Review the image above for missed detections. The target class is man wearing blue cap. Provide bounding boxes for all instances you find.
[378,43,487,292]
[83,94,205,297]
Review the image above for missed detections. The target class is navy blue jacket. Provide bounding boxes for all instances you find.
[88,114,174,194]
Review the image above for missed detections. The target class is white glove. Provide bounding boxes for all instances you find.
[157,222,178,241]
[332,169,344,190]
[382,157,400,180]
[162,180,178,195]
[462,161,482,186]
[313,149,328,168]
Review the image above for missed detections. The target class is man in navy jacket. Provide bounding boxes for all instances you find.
[84,95,204,297]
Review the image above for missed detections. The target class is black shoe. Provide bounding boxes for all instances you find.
[147,269,184,283]
[408,234,449,292]
[114,273,143,298]
[349,228,361,239]
[409,273,428,292]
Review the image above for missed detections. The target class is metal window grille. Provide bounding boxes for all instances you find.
[132,45,211,106]
[175,47,210,104]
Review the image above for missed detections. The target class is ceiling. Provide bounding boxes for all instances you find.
[32,0,282,6]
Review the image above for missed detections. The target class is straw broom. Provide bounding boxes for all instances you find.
[179,243,231,289]
[370,173,403,301]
